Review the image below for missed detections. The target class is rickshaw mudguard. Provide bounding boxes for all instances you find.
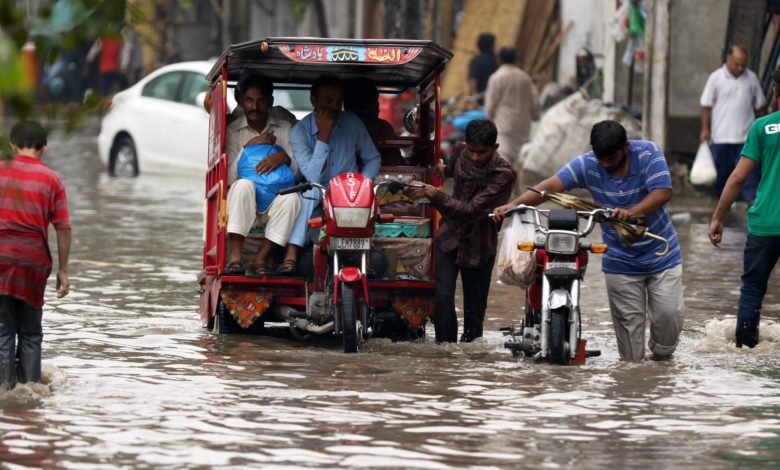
[200,275,221,327]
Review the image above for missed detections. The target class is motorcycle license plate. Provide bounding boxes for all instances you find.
[546,261,577,269]
[333,237,370,250]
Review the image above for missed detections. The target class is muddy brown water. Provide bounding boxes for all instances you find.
[2,123,780,469]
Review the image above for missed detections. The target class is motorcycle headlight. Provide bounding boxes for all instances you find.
[333,207,371,228]
[545,231,578,255]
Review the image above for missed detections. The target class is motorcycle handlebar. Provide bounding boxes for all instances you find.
[277,182,326,196]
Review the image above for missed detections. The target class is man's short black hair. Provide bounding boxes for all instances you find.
[498,47,516,64]
[235,73,274,102]
[343,77,378,111]
[590,120,627,159]
[772,66,780,90]
[465,119,498,146]
[477,33,495,53]
[10,120,47,150]
[311,75,343,98]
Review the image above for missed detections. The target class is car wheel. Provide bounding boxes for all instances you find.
[110,135,139,177]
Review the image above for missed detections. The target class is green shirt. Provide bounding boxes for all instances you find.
[742,110,780,235]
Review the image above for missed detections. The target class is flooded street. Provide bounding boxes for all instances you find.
[2,122,780,469]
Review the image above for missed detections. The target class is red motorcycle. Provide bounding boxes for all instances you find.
[276,174,401,352]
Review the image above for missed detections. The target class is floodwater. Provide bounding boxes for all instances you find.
[2,123,780,469]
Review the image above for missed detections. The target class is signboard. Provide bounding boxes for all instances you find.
[279,45,422,64]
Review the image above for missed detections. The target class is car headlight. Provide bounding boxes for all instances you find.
[545,231,578,254]
[333,207,371,228]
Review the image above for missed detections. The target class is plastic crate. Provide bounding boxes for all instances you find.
[375,217,431,238]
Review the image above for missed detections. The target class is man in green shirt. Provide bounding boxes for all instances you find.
[708,69,780,348]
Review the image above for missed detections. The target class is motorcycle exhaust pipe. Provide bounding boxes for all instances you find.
[292,319,334,335]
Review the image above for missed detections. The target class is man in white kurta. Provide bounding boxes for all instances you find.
[224,74,301,277]
[485,47,539,165]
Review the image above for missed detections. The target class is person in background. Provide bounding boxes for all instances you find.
[494,120,685,361]
[0,121,71,390]
[708,68,780,349]
[700,45,767,203]
[468,33,498,102]
[484,47,539,165]
[86,30,126,96]
[343,77,405,166]
[406,120,516,343]
[287,75,382,259]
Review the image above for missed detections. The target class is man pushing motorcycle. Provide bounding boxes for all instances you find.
[493,120,685,361]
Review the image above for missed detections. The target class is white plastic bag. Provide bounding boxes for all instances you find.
[496,212,537,289]
[690,143,717,186]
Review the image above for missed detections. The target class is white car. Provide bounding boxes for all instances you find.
[97,61,312,177]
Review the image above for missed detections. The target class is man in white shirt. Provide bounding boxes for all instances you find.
[700,45,767,202]
[224,74,301,277]
[484,47,539,164]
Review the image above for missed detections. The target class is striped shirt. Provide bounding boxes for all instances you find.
[0,155,71,307]
[555,140,682,275]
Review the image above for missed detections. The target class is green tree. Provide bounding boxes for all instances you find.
[0,0,126,157]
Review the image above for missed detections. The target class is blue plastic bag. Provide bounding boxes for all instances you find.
[236,144,295,212]
[452,109,486,131]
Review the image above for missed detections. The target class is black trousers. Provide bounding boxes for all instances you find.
[433,246,495,343]
[0,295,43,390]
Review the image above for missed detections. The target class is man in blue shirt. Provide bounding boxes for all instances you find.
[287,75,382,264]
[494,120,684,361]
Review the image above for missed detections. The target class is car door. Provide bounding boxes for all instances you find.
[175,72,211,172]
[134,71,185,170]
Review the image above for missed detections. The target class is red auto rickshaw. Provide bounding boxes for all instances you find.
[199,38,452,352]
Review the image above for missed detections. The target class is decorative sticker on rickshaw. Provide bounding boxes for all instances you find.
[280,45,422,64]
[392,296,434,329]
[221,290,273,329]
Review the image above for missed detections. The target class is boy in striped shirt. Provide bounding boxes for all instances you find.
[0,121,71,389]
[494,120,684,361]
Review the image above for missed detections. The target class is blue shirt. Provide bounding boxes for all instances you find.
[290,111,382,185]
[555,140,682,275]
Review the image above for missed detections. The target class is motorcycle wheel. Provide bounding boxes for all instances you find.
[549,307,569,365]
[340,283,359,353]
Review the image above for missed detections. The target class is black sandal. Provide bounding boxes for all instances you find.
[276,259,297,275]
[247,264,273,278]
[224,260,245,275]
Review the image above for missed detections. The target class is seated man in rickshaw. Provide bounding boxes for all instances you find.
[343,77,406,166]
[286,75,382,263]
[223,73,301,277]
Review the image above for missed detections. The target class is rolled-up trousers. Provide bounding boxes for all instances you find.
[603,264,685,361]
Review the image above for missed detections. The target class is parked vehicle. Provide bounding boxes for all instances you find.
[97,61,311,177]
[498,205,611,365]
[200,38,452,351]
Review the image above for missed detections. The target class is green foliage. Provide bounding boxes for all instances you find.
[289,0,310,21]
[0,0,128,159]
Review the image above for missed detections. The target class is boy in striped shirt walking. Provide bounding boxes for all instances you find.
[0,121,71,389]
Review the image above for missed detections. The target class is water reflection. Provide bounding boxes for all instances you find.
[1,124,779,468]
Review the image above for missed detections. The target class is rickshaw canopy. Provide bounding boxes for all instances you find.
[207,37,453,89]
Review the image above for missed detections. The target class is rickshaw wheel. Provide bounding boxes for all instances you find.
[340,283,359,353]
[212,298,233,334]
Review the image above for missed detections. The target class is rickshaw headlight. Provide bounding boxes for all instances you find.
[545,231,578,254]
[333,207,371,228]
